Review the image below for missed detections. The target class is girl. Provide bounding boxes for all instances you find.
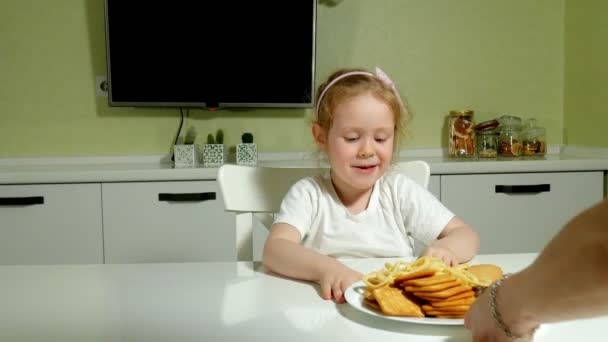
[262,67,479,303]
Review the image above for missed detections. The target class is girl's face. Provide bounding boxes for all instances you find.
[314,93,395,195]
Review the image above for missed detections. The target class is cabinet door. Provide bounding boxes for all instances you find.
[428,175,440,199]
[102,181,235,263]
[441,172,603,253]
[0,184,103,265]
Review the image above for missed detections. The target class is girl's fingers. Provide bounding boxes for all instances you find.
[332,284,343,303]
[321,282,332,300]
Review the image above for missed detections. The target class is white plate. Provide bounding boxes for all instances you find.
[344,280,464,326]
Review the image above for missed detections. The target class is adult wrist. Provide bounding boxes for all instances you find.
[489,274,540,340]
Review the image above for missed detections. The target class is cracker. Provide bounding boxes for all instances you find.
[422,304,470,313]
[404,279,461,293]
[372,286,424,317]
[417,290,475,302]
[425,311,467,317]
[393,270,435,285]
[430,296,476,307]
[363,298,381,311]
[402,274,457,287]
[435,314,466,319]
[413,284,472,299]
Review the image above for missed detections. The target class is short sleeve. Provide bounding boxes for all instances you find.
[394,174,455,245]
[272,177,318,241]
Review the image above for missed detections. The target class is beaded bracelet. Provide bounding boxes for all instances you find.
[489,274,538,341]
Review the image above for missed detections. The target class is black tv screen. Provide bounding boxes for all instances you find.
[104,1,316,108]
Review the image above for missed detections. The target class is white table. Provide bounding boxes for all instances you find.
[0,254,605,341]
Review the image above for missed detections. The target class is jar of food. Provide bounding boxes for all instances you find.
[476,130,499,158]
[497,115,522,158]
[448,110,475,157]
[521,119,546,157]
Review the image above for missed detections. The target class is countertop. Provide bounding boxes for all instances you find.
[1,145,607,184]
[0,254,605,342]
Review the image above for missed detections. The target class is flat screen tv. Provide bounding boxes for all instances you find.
[104,1,316,108]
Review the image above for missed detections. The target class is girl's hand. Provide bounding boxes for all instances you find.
[421,245,459,266]
[318,261,362,303]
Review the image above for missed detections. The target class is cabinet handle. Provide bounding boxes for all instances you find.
[158,192,216,202]
[495,184,550,194]
[0,196,45,205]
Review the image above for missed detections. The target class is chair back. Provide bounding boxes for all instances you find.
[393,160,430,189]
[217,160,431,261]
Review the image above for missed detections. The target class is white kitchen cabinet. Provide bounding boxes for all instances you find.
[441,172,603,253]
[0,183,103,265]
[428,175,440,199]
[102,181,236,263]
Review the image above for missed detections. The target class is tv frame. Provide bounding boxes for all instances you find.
[103,1,317,109]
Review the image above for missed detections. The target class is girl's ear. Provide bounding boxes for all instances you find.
[312,122,327,149]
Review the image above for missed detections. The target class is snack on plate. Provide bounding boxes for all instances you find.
[372,286,424,317]
[361,256,503,319]
[466,264,503,284]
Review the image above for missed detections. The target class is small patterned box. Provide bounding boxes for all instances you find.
[173,144,200,168]
[236,143,257,166]
[203,144,225,167]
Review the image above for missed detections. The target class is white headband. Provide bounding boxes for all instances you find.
[314,67,406,121]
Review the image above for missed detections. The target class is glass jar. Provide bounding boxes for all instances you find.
[476,130,499,158]
[448,110,475,158]
[497,115,522,158]
[521,119,546,157]
[498,115,522,127]
[498,126,522,157]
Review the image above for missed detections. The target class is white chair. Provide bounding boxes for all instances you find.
[217,160,430,261]
[394,160,430,189]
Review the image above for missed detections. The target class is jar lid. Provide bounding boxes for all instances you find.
[522,127,546,136]
[477,129,499,135]
[474,119,500,131]
[500,125,522,132]
[498,115,522,127]
[450,109,474,117]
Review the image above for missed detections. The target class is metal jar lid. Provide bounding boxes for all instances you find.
[449,109,474,117]
[474,119,500,131]
[477,129,500,135]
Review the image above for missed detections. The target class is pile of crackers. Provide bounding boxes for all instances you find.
[364,264,502,319]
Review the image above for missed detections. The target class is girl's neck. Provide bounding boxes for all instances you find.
[329,171,374,215]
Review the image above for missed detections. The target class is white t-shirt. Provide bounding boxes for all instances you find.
[273,170,455,258]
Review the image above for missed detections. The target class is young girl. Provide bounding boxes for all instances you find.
[262,67,479,303]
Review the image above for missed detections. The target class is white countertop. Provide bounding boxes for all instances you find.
[1,145,607,184]
[0,254,605,342]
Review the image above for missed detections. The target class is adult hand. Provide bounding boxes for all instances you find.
[465,281,538,342]
[465,290,514,341]
[318,261,362,303]
[421,245,459,266]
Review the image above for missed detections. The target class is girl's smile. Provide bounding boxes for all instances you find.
[352,164,378,174]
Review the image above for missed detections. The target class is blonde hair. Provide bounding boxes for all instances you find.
[314,68,412,151]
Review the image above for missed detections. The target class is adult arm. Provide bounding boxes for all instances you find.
[465,198,608,340]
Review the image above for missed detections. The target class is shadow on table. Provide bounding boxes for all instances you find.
[337,303,471,341]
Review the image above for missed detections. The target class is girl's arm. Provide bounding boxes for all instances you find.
[262,223,362,303]
[422,216,480,265]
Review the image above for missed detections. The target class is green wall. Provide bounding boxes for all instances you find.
[564,0,608,147]
[0,0,567,157]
